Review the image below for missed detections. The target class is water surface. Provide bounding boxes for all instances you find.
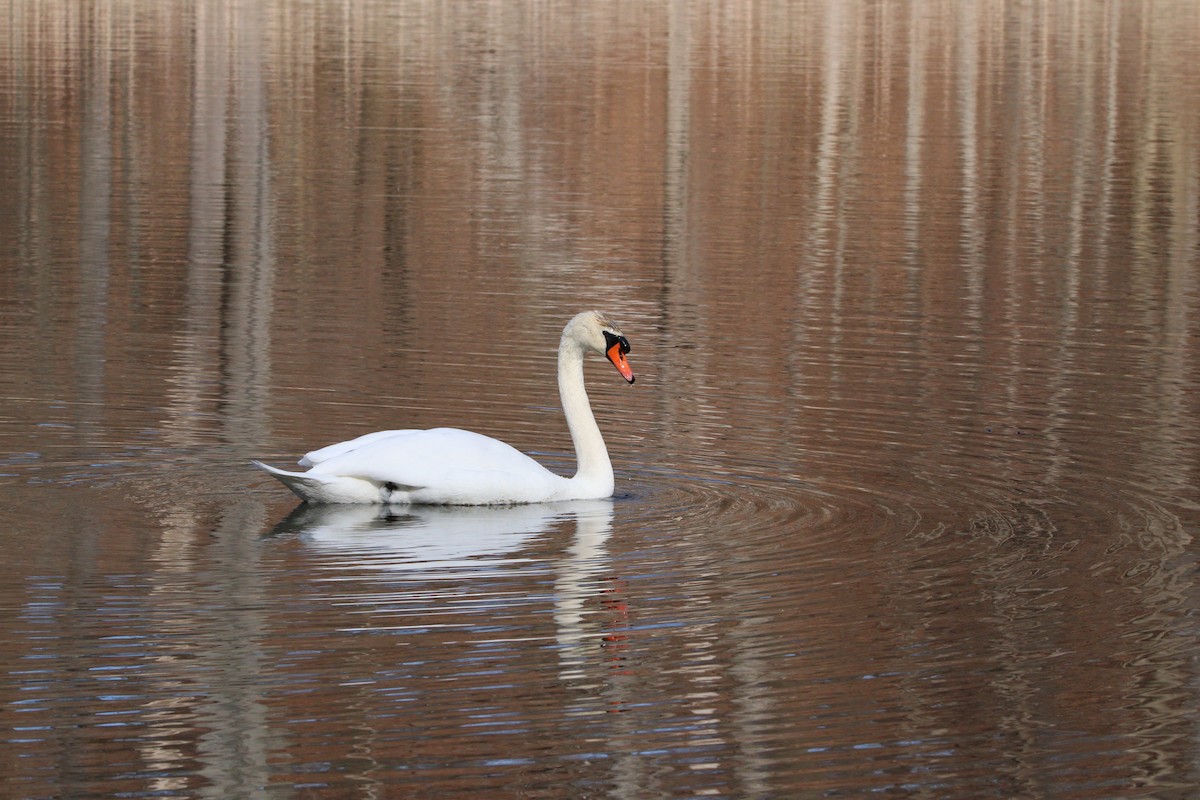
[2,1,1200,797]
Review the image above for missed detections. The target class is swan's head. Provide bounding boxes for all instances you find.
[565,310,635,384]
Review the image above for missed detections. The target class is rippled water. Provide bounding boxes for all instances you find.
[3,1,1200,797]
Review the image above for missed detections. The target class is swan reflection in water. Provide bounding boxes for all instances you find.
[267,499,623,679]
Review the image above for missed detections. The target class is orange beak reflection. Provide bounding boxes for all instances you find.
[607,342,635,384]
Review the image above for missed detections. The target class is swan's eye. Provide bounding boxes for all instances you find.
[603,330,630,355]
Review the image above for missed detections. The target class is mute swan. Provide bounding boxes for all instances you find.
[253,310,635,505]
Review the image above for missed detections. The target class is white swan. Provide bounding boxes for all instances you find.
[253,310,635,505]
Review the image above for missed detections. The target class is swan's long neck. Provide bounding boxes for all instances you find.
[558,336,614,493]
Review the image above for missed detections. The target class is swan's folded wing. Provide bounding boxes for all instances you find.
[306,428,563,503]
[300,430,417,467]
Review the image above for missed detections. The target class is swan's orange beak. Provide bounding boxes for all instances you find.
[606,340,635,384]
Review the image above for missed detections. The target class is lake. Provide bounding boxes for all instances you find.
[2,1,1199,797]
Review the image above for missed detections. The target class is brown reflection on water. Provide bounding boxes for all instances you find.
[2,0,1200,797]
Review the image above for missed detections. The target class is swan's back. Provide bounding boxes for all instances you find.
[307,427,568,505]
[300,429,417,467]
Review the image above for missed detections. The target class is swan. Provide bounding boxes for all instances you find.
[253,310,635,505]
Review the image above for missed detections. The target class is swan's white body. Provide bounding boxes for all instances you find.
[254,311,634,505]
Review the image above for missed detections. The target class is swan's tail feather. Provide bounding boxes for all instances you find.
[252,460,384,504]
[252,460,327,502]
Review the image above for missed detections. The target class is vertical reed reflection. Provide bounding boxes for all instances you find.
[901,6,926,281]
[955,0,983,326]
[76,5,112,427]
[153,1,278,795]
[659,0,719,473]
